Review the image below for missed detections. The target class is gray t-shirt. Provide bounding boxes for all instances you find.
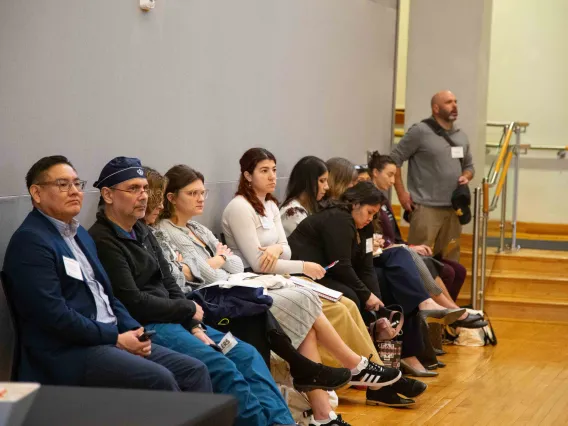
[390,120,475,207]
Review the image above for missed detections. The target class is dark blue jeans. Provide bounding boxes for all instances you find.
[83,342,212,392]
[146,323,294,426]
[375,247,430,358]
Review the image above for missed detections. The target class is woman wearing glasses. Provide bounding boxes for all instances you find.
[155,163,409,424]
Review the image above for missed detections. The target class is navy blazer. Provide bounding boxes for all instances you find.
[2,208,140,385]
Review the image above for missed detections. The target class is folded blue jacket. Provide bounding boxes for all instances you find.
[192,286,273,323]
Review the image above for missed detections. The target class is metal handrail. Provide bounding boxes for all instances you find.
[489,122,515,184]
[491,149,514,210]
[392,117,536,311]
[471,120,530,311]
[487,121,529,128]
[487,142,568,159]
[487,143,568,151]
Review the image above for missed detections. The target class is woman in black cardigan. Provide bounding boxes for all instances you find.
[290,174,464,377]
[289,181,384,313]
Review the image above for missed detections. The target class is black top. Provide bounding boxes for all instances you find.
[288,206,380,303]
[89,211,197,326]
[373,200,406,247]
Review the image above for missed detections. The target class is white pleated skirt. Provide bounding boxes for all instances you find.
[268,286,322,348]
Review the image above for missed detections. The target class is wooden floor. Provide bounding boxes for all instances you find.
[336,320,568,426]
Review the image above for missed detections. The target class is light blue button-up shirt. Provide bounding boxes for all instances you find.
[40,210,117,325]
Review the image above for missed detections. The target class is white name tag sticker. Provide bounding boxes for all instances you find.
[63,256,83,281]
[219,332,238,355]
[366,238,373,254]
[451,146,464,159]
[259,215,274,230]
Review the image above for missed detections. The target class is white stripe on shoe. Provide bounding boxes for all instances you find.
[349,370,402,388]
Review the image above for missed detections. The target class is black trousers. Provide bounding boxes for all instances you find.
[374,248,432,358]
[210,311,284,367]
[82,343,212,392]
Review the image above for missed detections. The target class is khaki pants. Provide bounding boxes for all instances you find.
[407,204,462,262]
[317,297,380,367]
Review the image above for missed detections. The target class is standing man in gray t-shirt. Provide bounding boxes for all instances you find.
[390,90,475,261]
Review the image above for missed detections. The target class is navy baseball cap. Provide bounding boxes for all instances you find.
[93,157,146,189]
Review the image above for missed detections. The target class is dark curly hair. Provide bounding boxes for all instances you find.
[143,166,168,218]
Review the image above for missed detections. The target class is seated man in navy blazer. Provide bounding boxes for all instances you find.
[3,155,212,392]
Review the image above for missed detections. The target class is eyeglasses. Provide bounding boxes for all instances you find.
[111,184,149,195]
[180,189,209,199]
[36,179,87,192]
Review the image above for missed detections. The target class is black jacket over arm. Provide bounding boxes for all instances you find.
[288,206,381,303]
[89,212,197,326]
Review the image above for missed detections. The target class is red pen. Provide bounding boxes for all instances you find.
[324,260,339,270]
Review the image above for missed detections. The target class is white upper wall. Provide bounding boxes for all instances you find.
[488,0,568,147]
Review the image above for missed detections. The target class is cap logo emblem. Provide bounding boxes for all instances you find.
[137,169,143,176]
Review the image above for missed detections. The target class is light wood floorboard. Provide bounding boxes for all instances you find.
[336,320,568,426]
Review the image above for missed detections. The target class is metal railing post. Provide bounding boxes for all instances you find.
[498,174,507,252]
[511,125,522,250]
[480,179,489,312]
[471,187,482,310]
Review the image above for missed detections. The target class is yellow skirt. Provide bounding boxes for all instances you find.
[317,297,381,367]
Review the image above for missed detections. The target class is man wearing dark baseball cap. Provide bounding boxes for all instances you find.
[89,156,297,426]
[93,156,147,189]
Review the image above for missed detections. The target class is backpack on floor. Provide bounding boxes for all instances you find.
[447,309,497,347]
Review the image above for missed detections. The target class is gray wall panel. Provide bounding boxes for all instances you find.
[0,0,397,197]
[0,0,398,378]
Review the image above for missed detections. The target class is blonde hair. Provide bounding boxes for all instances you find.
[326,157,357,200]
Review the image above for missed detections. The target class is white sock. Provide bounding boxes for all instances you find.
[311,411,338,425]
[350,356,368,375]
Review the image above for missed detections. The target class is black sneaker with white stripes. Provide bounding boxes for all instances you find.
[349,355,401,388]
[308,413,351,426]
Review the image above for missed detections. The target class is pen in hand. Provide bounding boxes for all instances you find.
[324,260,339,270]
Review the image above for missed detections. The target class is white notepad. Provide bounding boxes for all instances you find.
[289,277,343,302]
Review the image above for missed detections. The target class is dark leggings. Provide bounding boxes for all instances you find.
[211,313,274,366]
[210,311,325,380]
[439,259,467,301]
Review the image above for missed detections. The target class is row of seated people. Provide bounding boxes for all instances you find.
[2,148,484,426]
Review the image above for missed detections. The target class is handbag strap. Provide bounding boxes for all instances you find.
[421,117,464,167]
